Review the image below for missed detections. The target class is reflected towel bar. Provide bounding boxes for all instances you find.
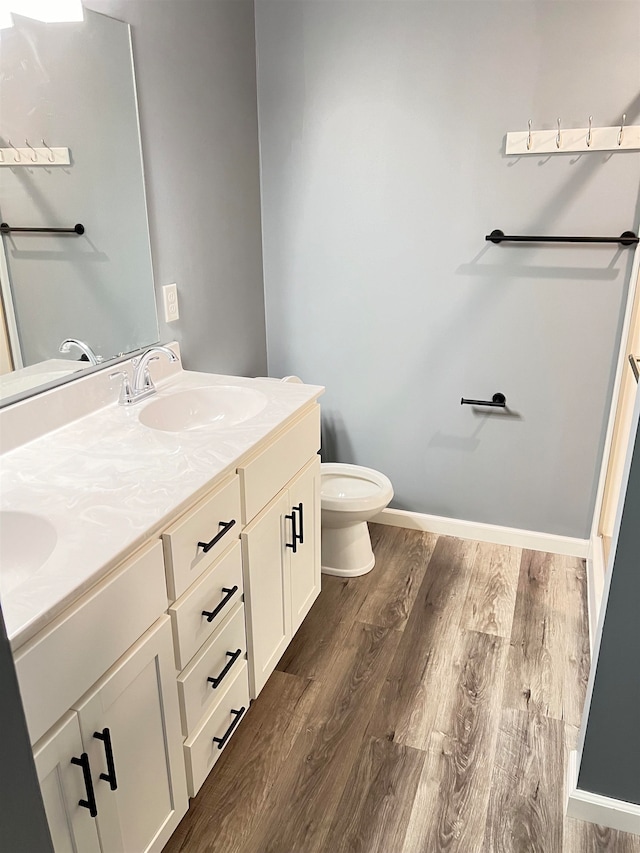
[486,229,638,246]
[0,222,85,235]
[461,393,506,408]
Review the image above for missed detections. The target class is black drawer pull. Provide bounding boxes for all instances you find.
[202,586,238,622]
[207,649,242,689]
[93,727,118,791]
[70,753,98,818]
[294,502,304,545]
[285,509,298,553]
[198,519,236,553]
[212,706,246,750]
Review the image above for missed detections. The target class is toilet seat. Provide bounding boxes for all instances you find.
[320,464,393,512]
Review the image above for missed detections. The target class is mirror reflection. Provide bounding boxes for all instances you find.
[0,8,159,404]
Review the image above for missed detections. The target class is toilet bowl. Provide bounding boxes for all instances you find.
[320,463,393,577]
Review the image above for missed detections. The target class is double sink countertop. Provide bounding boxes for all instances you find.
[0,356,323,650]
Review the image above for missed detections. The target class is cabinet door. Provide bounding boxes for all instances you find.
[289,456,321,635]
[33,711,101,853]
[73,616,187,853]
[242,491,292,697]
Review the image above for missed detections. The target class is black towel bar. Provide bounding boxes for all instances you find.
[486,229,637,246]
[0,222,85,235]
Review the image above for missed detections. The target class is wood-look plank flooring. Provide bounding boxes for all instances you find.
[163,524,640,853]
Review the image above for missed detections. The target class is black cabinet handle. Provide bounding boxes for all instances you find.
[202,586,238,622]
[294,502,304,545]
[207,649,242,689]
[93,728,118,791]
[285,509,298,553]
[198,519,236,553]
[212,707,246,750]
[70,753,98,818]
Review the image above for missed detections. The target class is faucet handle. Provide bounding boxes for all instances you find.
[110,370,134,405]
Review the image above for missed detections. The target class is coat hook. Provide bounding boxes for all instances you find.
[618,113,626,146]
[8,140,21,162]
[25,138,37,162]
[526,119,532,151]
[556,117,562,149]
[586,116,593,148]
[41,138,55,163]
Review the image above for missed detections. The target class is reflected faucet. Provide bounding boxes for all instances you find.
[59,338,103,365]
[112,345,179,405]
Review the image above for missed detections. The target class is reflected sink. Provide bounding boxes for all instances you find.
[138,386,268,432]
[0,511,58,597]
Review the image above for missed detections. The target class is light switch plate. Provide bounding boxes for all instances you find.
[162,283,179,323]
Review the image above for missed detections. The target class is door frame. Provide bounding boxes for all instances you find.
[587,241,640,644]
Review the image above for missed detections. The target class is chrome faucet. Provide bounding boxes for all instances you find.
[111,345,179,405]
[59,338,103,365]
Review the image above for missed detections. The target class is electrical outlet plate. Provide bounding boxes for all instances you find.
[162,283,179,323]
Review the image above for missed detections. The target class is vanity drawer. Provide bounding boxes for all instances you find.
[177,604,247,736]
[238,404,320,523]
[163,474,241,601]
[14,541,167,745]
[168,541,243,669]
[183,660,250,797]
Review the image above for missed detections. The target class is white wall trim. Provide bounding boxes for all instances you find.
[566,750,640,836]
[374,508,589,558]
[589,242,640,543]
[586,534,606,656]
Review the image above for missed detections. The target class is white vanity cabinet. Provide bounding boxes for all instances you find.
[34,618,185,853]
[9,385,323,844]
[18,543,188,853]
[240,407,321,698]
[33,712,102,853]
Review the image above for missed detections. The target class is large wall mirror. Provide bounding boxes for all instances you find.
[0,7,159,405]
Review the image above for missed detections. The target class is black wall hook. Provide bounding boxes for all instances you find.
[461,393,506,408]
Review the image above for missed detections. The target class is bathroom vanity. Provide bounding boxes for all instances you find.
[0,352,323,852]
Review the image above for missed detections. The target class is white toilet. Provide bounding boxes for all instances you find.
[320,463,394,577]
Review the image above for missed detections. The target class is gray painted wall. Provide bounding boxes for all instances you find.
[578,388,640,805]
[87,0,267,377]
[255,0,640,538]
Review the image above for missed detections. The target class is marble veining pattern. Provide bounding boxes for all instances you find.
[0,370,323,648]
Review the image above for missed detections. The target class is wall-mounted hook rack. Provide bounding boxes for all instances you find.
[506,120,640,155]
[461,393,506,408]
[0,145,70,166]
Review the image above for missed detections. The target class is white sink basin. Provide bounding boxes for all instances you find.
[0,511,58,597]
[138,385,268,432]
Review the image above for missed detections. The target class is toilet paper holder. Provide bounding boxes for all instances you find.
[461,393,506,408]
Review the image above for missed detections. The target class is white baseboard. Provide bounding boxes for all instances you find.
[586,535,606,657]
[566,750,640,836]
[374,508,589,558]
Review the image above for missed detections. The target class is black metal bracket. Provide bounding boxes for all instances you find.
[70,753,98,818]
[207,649,242,689]
[486,229,638,246]
[202,586,238,623]
[461,393,506,408]
[198,519,236,553]
[0,222,85,235]
[212,707,246,750]
[93,728,118,791]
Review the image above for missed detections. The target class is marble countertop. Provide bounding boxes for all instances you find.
[0,366,323,649]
